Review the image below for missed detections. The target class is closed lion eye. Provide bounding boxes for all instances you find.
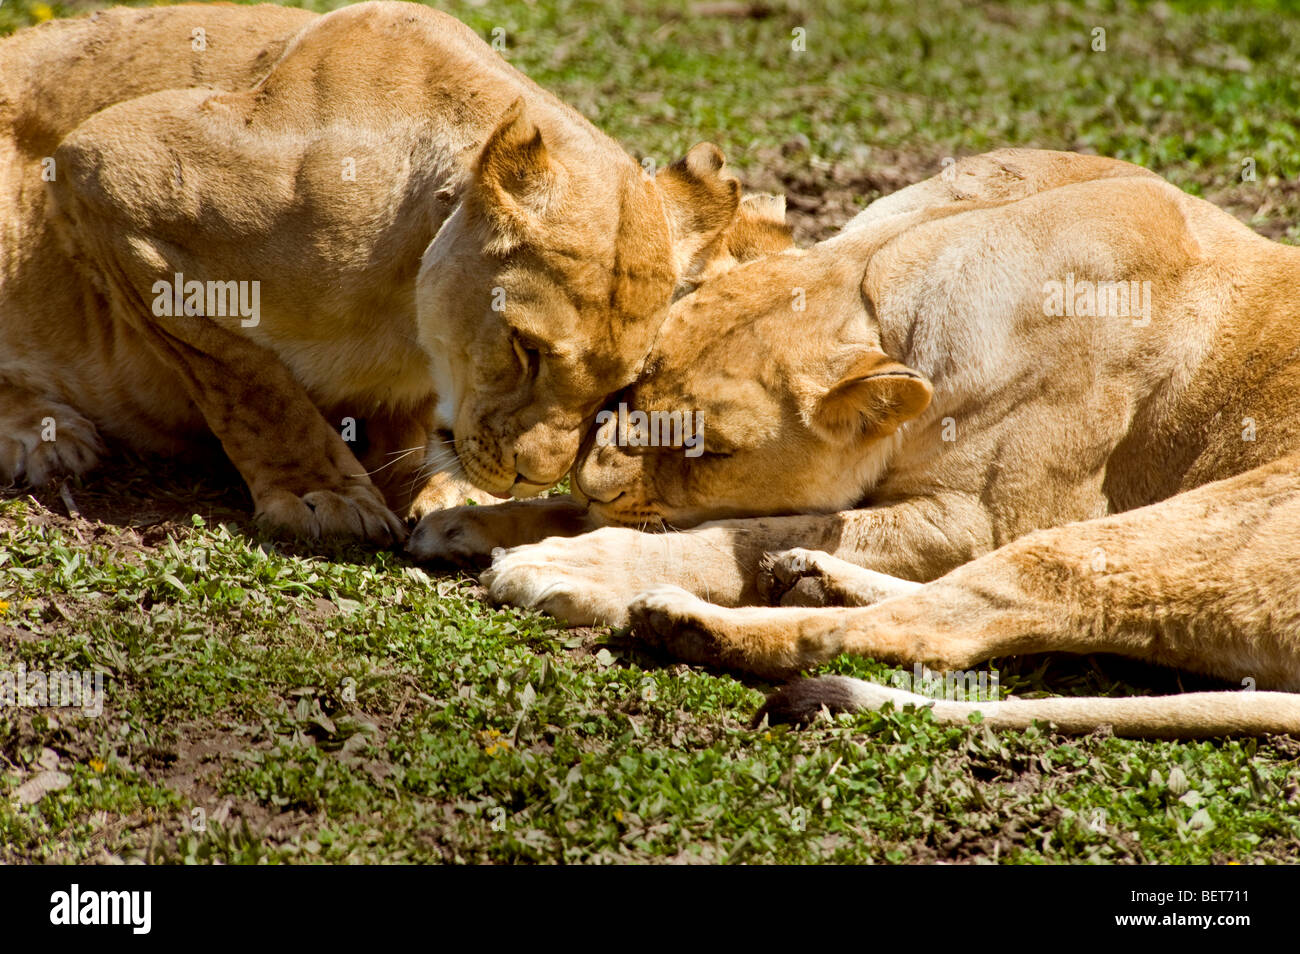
[511,331,542,375]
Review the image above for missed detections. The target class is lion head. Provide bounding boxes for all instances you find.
[416,102,792,499]
[568,241,933,528]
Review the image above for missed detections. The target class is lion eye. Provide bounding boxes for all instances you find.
[511,333,542,374]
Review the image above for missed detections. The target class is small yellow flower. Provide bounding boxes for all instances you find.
[613,809,623,823]
[31,4,56,23]
[483,737,513,757]
[89,758,106,772]
[0,599,10,615]
[763,731,772,742]
[479,728,514,755]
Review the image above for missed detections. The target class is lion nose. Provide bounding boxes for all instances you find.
[573,442,638,504]
[574,476,624,505]
[511,424,578,490]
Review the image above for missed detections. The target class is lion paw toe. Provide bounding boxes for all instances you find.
[257,485,405,546]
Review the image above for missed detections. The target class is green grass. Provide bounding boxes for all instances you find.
[4,474,1299,864]
[4,0,1300,863]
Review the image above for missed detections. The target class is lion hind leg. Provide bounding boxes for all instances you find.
[0,384,103,487]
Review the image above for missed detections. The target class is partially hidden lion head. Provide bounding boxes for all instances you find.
[416,100,791,499]
[569,244,933,528]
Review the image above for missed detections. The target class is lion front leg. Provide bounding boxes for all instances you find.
[482,524,759,627]
[629,459,1300,688]
[407,470,494,518]
[484,497,991,626]
[0,385,104,488]
[625,585,871,676]
[172,317,406,544]
[47,116,408,545]
[407,496,595,567]
[137,309,405,545]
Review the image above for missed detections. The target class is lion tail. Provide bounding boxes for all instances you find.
[753,675,1300,739]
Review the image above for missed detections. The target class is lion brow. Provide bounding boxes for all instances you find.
[540,242,675,282]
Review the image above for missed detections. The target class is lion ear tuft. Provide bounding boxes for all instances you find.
[812,351,932,442]
[656,142,743,278]
[473,98,563,247]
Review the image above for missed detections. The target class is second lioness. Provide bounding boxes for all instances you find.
[414,149,1300,737]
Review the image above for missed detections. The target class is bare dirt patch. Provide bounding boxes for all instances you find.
[742,146,946,244]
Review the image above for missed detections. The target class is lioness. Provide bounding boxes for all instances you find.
[413,149,1300,738]
[0,2,773,542]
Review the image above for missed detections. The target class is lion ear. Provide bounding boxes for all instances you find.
[656,142,743,277]
[726,191,794,262]
[812,352,932,442]
[740,191,787,224]
[473,98,563,247]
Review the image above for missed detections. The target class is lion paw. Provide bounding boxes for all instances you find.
[0,401,103,487]
[626,584,730,667]
[256,484,406,546]
[482,533,636,626]
[757,548,847,606]
[757,548,919,607]
[407,506,501,567]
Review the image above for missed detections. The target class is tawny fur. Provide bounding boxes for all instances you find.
[0,2,776,541]
[429,149,1300,737]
